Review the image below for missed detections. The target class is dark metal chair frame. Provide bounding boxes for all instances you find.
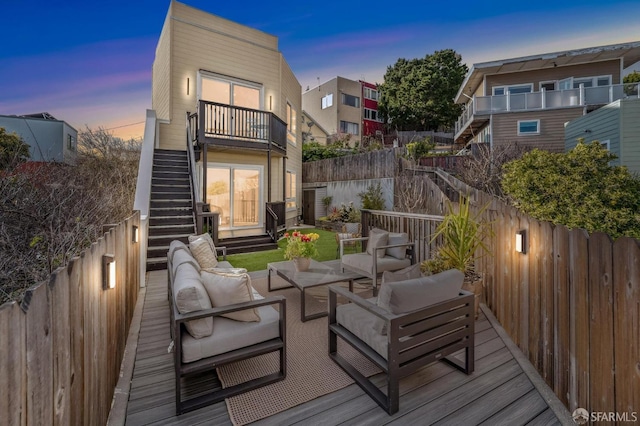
[328,284,475,415]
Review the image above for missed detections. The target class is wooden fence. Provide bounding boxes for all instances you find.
[302,148,403,183]
[0,212,141,425]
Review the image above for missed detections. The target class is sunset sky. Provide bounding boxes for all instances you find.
[1,0,639,140]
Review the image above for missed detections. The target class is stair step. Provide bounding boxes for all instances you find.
[151,184,191,193]
[148,234,192,246]
[150,206,192,215]
[150,199,192,209]
[146,257,168,271]
[151,192,191,200]
[150,215,193,226]
[148,223,195,236]
[152,177,190,186]
[225,242,278,255]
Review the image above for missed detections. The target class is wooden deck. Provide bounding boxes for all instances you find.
[116,266,573,426]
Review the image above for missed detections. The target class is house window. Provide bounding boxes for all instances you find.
[573,75,612,88]
[339,120,359,135]
[206,164,263,229]
[321,93,333,109]
[285,170,296,210]
[517,119,540,135]
[600,139,610,150]
[493,84,533,95]
[540,81,557,91]
[67,134,76,151]
[287,102,297,145]
[364,108,383,122]
[363,87,378,101]
[341,93,360,108]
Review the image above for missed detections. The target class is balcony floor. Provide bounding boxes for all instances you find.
[116,264,572,425]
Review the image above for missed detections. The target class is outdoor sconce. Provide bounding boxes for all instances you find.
[187,78,190,96]
[515,230,527,254]
[132,225,139,243]
[103,254,116,290]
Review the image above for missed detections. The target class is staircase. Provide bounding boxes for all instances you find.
[218,234,278,255]
[146,149,194,271]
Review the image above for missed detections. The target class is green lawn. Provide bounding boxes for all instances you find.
[225,228,350,272]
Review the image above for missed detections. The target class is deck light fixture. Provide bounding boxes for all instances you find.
[103,254,116,290]
[187,78,190,95]
[515,230,526,254]
[132,225,139,243]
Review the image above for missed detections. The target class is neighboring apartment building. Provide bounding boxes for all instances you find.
[302,77,383,145]
[152,1,302,235]
[0,112,77,163]
[454,41,640,152]
[565,97,640,174]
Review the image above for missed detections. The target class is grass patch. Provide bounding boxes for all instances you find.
[225,228,342,272]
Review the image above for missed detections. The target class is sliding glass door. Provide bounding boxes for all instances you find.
[205,164,263,229]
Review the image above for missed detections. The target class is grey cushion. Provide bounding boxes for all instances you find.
[201,270,261,322]
[181,303,280,363]
[374,269,464,334]
[381,263,421,285]
[336,298,388,359]
[173,262,214,339]
[386,232,409,259]
[168,240,190,261]
[341,253,411,277]
[366,228,388,258]
[171,248,201,282]
[190,236,219,269]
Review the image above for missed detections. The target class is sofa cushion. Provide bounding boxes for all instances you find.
[374,269,464,334]
[200,270,260,322]
[386,232,409,259]
[181,303,280,363]
[336,298,388,359]
[190,236,218,269]
[188,233,216,252]
[168,240,190,261]
[171,247,201,282]
[341,253,411,277]
[173,262,214,339]
[366,228,389,258]
[381,263,421,285]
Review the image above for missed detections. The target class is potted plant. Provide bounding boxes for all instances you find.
[421,195,492,317]
[283,231,320,271]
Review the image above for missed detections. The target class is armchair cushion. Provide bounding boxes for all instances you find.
[341,252,411,276]
[173,262,214,339]
[190,235,219,269]
[201,270,261,322]
[336,299,388,359]
[386,232,409,259]
[366,228,389,258]
[374,269,465,334]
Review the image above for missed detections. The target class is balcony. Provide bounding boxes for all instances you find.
[189,100,287,156]
[455,83,640,142]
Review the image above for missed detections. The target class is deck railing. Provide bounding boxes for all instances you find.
[455,82,640,136]
[266,201,286,241]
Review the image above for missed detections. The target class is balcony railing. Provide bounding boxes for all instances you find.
[189,100,287,153]
[455,83,640,136]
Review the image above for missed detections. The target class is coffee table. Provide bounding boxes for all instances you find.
[267,259,359,322]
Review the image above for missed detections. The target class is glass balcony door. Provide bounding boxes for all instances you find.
[205,164,263,229]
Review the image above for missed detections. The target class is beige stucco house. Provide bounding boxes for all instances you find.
[152,1,302,236]
[454,41,640,152]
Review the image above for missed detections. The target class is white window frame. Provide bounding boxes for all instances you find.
[321,93,333,109]
[339,120,359,135]
[285,170,297,211]
[517,119,540,135]
[540,80,557,91]
[363,87,378,101]
[493,83,533,95]
[364,108,383,122]
[197,71,263,108]
[573,75,612,88]
[341,93,360,108]
[286,101,297,145]
[600,139,610,150]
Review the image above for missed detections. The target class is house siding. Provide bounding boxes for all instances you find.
[565,100,621,162]
[620,98,640,174]
[152,8,172,122]
[492,109,584,152]
[484,59,621,93]
[303,78,339,136]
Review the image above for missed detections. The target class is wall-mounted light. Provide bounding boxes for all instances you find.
[187,78,190,96]
[132,225,139,243]
[103,254,116,290]
[515,230,527,254]
[269,95,272,111]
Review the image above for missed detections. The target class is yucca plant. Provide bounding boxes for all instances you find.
[422,195,492,281]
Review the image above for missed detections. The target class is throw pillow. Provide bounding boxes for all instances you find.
[381,263,422,285]
[366,228,389,258]
[188,233,216,252]
[386,232,409,260]
[200,270,261,322]
[173,262,214,338]
[374,269,464,334]
[190,236,218,269]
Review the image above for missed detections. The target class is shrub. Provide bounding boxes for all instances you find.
[359,182,386,210]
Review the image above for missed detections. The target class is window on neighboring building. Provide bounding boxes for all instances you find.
[573,75,612,88]
[321,93,333,109]
[67,134,76,151]
[493,84,533,95]
[364,108,383,122]
[285,170,296,210]
[540,81,557,91]
[287,102,297,145]
[341,93,360,108]
[600,139,610,151]
[339,120,359,135]
[517,119,540,135]
[363,87,378,101]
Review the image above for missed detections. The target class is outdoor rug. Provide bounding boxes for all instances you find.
[217,275,381,425]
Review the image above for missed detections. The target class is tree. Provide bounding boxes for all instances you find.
[501,141,640,238]
[378,49,468,131]
[623,71,640,96]
[0,127,30,170]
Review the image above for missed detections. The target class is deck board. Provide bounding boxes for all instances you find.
[121,269,572,425]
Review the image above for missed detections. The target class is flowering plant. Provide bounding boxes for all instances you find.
[283,231,320,260]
